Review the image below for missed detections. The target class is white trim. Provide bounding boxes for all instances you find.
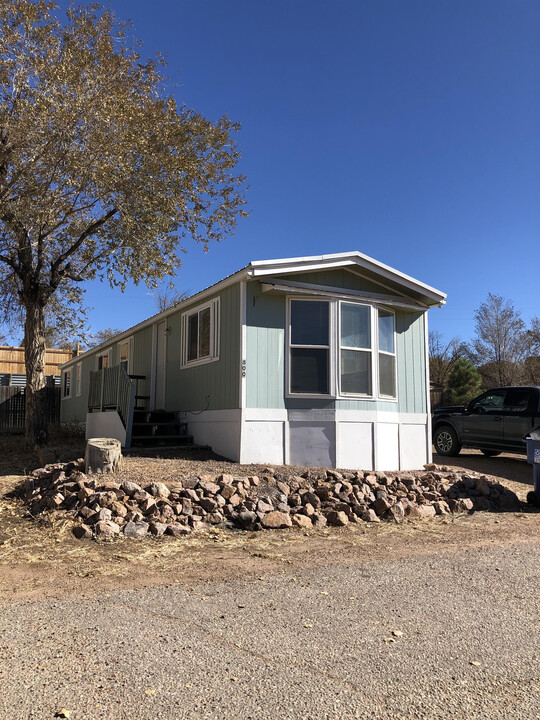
[248,251,447,305]
[244,408,288,421]
[424,311,433,462]
[75,362,82,397]
[239,280,247,410]
[180,297,220,368]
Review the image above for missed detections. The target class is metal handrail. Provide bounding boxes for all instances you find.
[88,365,136,446]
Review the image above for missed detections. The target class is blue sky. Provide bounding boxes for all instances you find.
[58,0,540,345]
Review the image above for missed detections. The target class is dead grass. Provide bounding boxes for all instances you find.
[1,436,539,601]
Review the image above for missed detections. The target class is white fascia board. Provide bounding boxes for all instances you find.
[260,279,429,311]
[60,267,249,370]
[248,251,447,307]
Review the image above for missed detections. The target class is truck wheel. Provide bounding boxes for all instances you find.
[527,490,540,508]
[481,449,501,457]
[434,426,461,456]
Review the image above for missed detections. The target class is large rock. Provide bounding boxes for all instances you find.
[124,521,149,538]
[261,511,292,529]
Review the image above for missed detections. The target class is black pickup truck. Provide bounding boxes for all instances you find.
[432,386,540,457]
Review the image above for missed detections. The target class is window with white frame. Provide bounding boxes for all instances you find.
[62,368,72,398]
[289,300,330,394]
[378,309,396,397]
[340,302,372,395]
[96,349,110,370]
[118,337,133,374]
[288,298,397,399]
[181,297,220,367]
[75,362,82,397]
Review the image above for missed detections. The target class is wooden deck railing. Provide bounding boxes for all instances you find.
[88,366,136,446]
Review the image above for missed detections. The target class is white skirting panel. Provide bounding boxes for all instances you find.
[185,409,430,471]
[186,410,242,462]
[337,422,374,471]
[240,420,285,465]
[399,423,428,471]
[375,423,400,471]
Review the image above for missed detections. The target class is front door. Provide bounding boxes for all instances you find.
[155,321,167,410]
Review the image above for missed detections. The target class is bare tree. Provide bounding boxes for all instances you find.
[471,294,529,386]
[428,330,466,387]
[153,287,190,313]
[88,328,123,349]
[0,1,247,442]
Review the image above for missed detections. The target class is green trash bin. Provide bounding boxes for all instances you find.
[524,426,540,507]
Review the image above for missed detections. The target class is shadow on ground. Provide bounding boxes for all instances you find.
[433,449,533,488]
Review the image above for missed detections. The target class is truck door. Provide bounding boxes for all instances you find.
[503,388,535,452]
[461,389,506,447]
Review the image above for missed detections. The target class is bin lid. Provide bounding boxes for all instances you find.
[527,425,540,441]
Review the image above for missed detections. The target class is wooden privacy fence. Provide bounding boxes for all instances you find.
[0,386,61,433]
[0,346,76,376]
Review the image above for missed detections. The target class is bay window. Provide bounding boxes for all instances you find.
[288,298,396,399]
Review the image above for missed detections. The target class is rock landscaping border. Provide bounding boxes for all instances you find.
[19,460,523,542]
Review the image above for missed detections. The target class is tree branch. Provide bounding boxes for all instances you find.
[50,207,118,286]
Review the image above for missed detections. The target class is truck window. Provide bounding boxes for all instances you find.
[471,390,506,413]
[504,388,530,413]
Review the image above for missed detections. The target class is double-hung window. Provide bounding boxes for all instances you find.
[97,349,110,370]
[289,300,330,394]
[288,298,397,399]
[340,302,372,395]
[181,297,220,367]
[378,309,396,397]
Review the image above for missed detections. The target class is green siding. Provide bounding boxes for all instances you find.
[396,310,427,414]
[164,283,240,411]
[61,283,241,422]
[278,268,389,295]
[246,282,286,409]
[246,278,427,414]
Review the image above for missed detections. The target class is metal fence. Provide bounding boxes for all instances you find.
[0,386,61,433]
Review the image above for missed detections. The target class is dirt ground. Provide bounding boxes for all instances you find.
[1,435,538,602]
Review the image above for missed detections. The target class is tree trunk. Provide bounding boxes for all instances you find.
[85,438,122,474]
[24,301,48,446]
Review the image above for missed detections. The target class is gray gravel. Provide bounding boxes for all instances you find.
[1,540,539,719]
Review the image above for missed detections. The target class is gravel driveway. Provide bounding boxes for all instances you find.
[1,535,539,720]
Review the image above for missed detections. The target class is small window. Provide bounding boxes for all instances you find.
[97,349,110,370]
[118,337,132,374]
[181,298,220,367]
[75,362,82,397]
[290,300,330,394]
[63,369,72,399]
[378,309,396,398]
